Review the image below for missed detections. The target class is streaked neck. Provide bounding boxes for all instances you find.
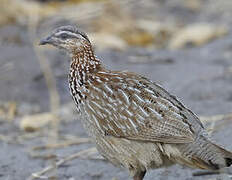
[71,43,101,73]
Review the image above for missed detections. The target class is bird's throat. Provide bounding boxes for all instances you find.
[68,44,101,110]
[70,44,101,73]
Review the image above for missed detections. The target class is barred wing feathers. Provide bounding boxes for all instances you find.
[84,71,205,144]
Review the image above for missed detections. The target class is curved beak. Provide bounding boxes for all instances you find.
[39,36,52,45]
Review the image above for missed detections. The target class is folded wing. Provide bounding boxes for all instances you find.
[85,71,206,144]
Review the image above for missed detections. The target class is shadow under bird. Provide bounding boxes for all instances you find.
[39,25,232,180]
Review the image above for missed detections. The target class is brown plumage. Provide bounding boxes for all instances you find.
[39,25,232,180]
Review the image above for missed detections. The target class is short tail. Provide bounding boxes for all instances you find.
[178,138,232,170]
[213,143,232,168]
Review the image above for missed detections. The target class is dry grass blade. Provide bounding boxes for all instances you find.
[0,134,15,143]
[28,147,97,180]
[200,113,232,134]
[32,138,92,150]
[0,131,46,144]
[206,120,216,135]
[0,101,17,121]
[193,167,232,176]
[200,113,232,135]
[26,12,61,179]
[29,152,57,160]
[200,113,232,124]
[17,131,45,141]
[20,113,56,132]
[7,102,17,120]
[193,170,220,176]
[27,12,61,137]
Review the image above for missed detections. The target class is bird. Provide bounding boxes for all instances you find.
[39,25,232,180]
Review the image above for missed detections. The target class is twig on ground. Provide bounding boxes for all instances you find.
[28,12,60,140]
[193,167,232,177]
[200,113,232,124]
[0,134,16,143]
[28,147,97,180]
[29,152,57,160]
[192,170,220,176]
[32,138,92,150]
[206,120,216,135]
[200,113,232,134]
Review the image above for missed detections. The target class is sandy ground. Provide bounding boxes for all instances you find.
[1,0,232,180]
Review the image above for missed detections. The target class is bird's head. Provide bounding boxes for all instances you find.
[39,25,91,54]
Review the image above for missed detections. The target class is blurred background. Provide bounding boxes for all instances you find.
[1,0,232,179]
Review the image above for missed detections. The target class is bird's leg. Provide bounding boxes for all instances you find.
[133,170,146,180]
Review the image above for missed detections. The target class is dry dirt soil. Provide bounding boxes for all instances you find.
[1,0,232,180]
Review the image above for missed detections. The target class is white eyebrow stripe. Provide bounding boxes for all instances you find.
[55,31,80,38]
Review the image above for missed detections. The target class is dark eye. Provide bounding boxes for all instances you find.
[60,33,68,39]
